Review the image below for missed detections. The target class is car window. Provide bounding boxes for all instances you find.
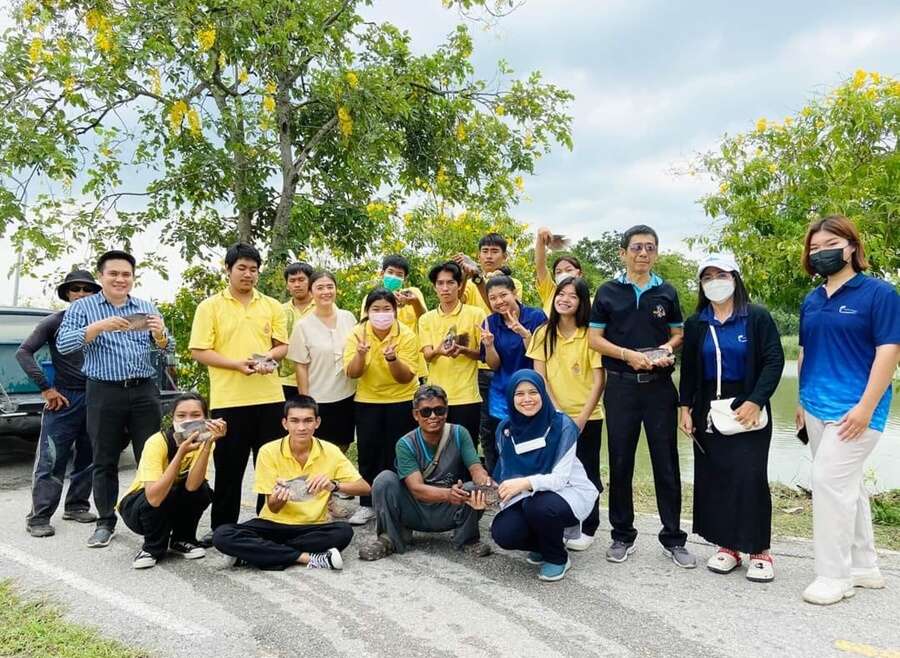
[0,312,51,394]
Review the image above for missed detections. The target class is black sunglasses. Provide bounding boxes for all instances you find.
[416,406,448,418]
[67,285,95,293]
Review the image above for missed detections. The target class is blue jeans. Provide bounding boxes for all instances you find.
[27,388,93,527]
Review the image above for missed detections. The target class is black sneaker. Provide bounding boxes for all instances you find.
[169,540,206,560]
[133,550,157,570]
[306,547,343,570]
[27,524,55,538]
[62,509,98,523]
[87,527,115,548]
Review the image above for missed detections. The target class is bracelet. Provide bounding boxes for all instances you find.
[385,356,397,362]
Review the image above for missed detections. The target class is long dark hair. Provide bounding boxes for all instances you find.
[360,287,397,323]
[695,270,750,314]
[544,276,591,360]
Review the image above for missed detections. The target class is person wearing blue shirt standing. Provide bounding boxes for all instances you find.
[796,215,900,606]
[480,276,547,475]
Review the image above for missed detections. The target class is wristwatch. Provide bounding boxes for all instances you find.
[471,272,484,285]
[331,479,341,493]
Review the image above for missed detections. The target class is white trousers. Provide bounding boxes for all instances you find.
[806,411,881,579]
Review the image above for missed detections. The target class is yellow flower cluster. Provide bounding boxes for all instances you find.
[197,27,216,52]
[85,10,114,53]
[168,99,188,132]
[523,131,533,148]
[455,122,467,142]
[345,71,359,89]
[63,76,76,93]
[262,95,276,113]
[851,69,867,89]
[238,68,249,84]
[514,175,525,191]
[218,52,227,68]
[22,1,37,21]
[337,106,353,139]
[435,165,448,186]
[495,104,506,116]
[265,81,277,94]
[755,117,767,133]
[148,68,162,95]
[187,107,201,136]
[28,37,43,64]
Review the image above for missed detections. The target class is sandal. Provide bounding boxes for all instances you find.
[358,535,395,561]
[707,547,742,574]
[747,553,774,582]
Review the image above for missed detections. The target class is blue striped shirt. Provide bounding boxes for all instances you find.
[57,292,174,381]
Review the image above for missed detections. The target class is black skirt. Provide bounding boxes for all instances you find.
[317,395,356,448]
[691,380,772,553]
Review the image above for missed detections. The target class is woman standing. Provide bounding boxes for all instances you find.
[796,215,900,605]
[679,255,784,582]
[490,370,598,582]
[534,226,585,315]
[527,276,604,551]
[288,271,357,453]
[343,288,419,526]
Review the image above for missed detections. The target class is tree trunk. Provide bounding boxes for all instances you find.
[269,77,296,262]
[214,91,253,243]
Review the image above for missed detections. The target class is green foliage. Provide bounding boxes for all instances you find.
[694,71,900,309]
[654,253,699,318]
[871,491,900,528]
[568,231,622,288]
[769,308,800,336]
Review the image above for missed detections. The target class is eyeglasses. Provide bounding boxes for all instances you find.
[416,406,448,418]
[627,243,657,254]
[700,272,733,283]
[67,285,94,293]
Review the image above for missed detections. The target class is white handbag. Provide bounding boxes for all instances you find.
[706,325,767,436]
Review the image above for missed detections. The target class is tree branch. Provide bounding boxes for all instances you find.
[291,116,337,179]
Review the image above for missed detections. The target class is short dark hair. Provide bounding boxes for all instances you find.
[413,384,448,407]
[225,242,262,269]
[171,392,209,417]
[284,395,319,419]
[309,270,337,287]
[283,261,314,281]
[428,261,462,285]
[551,255,582,274]
[381,255,409,276]
[696,270,750,314]
[97,250,135,272]
[478,232,508,253]
[362,287,397,316]
[620,225,659,249]
[802,214,869,277]
[485,274,516,295]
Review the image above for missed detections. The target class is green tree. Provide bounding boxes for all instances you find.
[0,0,572,272]
[695,71,899,309]
[568,231,622,286]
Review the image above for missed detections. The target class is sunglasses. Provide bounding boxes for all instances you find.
[627,243,657,253]
[67,285,95,293]
[416,406,448,418]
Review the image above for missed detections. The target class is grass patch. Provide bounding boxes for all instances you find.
[0,580,149,658]
[780,335,800,360]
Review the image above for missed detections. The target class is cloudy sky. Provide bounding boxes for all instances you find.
[3,0,899,305]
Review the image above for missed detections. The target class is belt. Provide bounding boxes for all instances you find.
[90,377,153,389]
[607,370,667,384]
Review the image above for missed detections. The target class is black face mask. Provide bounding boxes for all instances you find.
[809,247,848,277]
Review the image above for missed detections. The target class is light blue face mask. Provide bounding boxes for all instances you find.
[382,274,404,292]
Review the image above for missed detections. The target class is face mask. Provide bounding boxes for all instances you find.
[555,272,576,285]
[809,247,848,277]
[368,310,395,330]
[382,274,403,292]
[702,279,735,304]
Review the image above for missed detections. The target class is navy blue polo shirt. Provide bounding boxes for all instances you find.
[700,305,748,382]
[799,274,900,432]
[589,273,683,373]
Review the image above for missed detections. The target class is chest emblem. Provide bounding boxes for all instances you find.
[572,362,581,375]
[263,322,271,335]
[652,304,666,319]
[737,335,748,343]
[838,305,858,315]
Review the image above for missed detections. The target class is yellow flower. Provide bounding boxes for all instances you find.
[197,27,216,52]
[84,9,103,31]
[22,1,37,21]
[719,182,729,194]
[238,68,249,84]
[455,122,467,142]
[891,82,900,97]
[218,52,227,68]
[436,165,448,186]
[337,105,353,138]
[95,29,113,52]
[767,163,777,174]
[262,95,276,113]
[869,71,881,84]
[168,99,188,132]
[187,107,201,136]
[148,68,162,95]
[514,176,525,191]
[755,117,767,133]
[265,81,277,94]
[851,69,867,89]
[801,106,813,117]
[523,131,533,148]
[495,103,506,116]
[63,76,76,93]
[344,71,359,89]
[28,37,43,65]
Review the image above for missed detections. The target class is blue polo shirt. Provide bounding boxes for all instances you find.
[799,274,900,432]
[700,305,748,382]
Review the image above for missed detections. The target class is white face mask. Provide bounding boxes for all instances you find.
[555,272,576,285]
[702,279,735,304]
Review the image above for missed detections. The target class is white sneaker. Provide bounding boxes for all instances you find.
[564,532,595,552]
[802,577,855,605]
[851,567,885,589]
[348,506,376,526]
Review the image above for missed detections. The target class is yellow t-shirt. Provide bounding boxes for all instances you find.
[255,436,362,525]
[120,432,214,501]
[537,276,557,316]
[342,321,420,403]
[189,289,289,410]
[527,325,604,421]
[279,300,316,386]
[418,302,486,405]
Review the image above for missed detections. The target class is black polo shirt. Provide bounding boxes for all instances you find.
[589,273,683,374]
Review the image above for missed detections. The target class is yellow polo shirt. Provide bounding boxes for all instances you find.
[418,302,486,405]
[342,321,419,403]
[120,432,214,501]
[189,288,289,409]
[279,300,316,386]
[527,325,604,421]
[255,436,361,525]
[537,276,556,316]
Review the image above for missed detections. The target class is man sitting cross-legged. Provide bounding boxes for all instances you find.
[359,384,493,561]
[213,396,370,570]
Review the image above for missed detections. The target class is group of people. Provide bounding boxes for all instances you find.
[16,215,899,604]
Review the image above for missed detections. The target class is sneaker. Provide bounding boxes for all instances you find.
[606,540,636,563]
[746,554,774,582]
[525,551,543,565]
[851,567,885,589]
[307,547,343,570]
[169,540,206,560]
[26,524,55,538]
[87,527,115,548]
[62,509,98,523]
[461,540,493,558]
[197,530,215,548]
[538,559,572,582]
[132,550,157,569]
[803,577,854,605]
[662,545,697,569]
[358,536,394,561]
[348,506,376,526]
[224,555,248,568]
[565,532,595,552]
[707,547,742,574]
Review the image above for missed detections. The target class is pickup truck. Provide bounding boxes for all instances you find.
[0,306,182,441]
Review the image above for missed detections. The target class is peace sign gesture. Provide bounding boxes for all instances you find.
[480,321,494,349]
[355,332,370,357]
[504,310,531,340]
[383,340,398,362]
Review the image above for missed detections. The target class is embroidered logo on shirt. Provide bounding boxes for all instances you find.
[572,362,581,374]
[263,322,271,334]
[838,305,858,315]
[652,304,666,319]
[737,335,748,343]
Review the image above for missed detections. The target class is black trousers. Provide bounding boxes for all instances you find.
[491,492,578,565]
[354,401,416,507]
[210,402,284,529]
[213,518,353,570]
[447,402,481,447]
[578,419,604,537]
[604,375,686,548]
[119,483,212,557]
[86,379,161,530]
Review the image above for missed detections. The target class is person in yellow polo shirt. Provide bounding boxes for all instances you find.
[189,243,289,545]
[527,276,605,551]
[118,393,226,569]
[418,261,485,443]
[213,396,370,570]
[279,262,316,400]
[344,289,419,525]
[534,226,586,316]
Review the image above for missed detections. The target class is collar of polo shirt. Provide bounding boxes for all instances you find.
[437,301,464,317]
[223,287,261,302]
[281,435,323,465]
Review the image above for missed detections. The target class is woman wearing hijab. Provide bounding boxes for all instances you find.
[490,370,598,582]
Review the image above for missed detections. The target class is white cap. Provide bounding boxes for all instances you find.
[697,253,740,278]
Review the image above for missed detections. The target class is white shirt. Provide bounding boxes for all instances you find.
[287,309,357,403]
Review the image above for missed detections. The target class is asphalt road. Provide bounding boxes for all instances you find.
[1,439,898,658]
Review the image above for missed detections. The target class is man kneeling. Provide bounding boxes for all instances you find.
[359,385,493,560]
[214,396,370,570]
